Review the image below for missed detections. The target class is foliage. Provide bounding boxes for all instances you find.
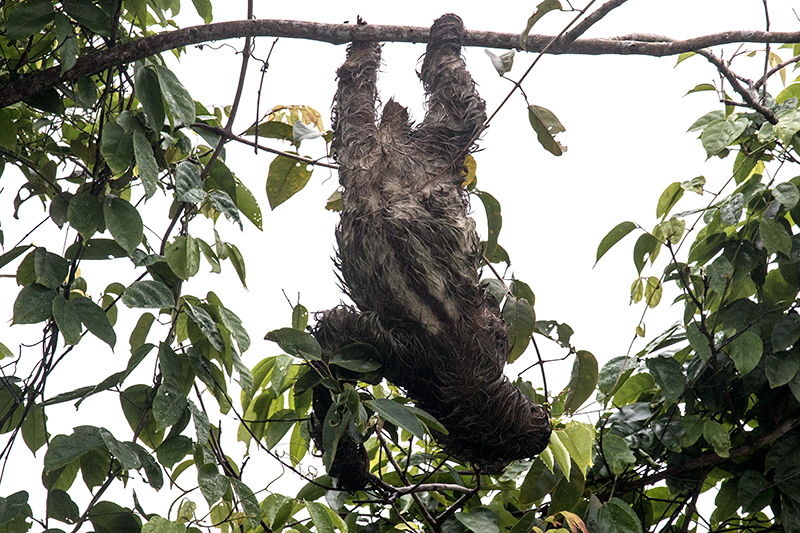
[0,1,799,533]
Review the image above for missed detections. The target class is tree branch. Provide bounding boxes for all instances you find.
[615,413,800,494]
[2,18,799,109]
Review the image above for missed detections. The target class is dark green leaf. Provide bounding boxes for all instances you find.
[52,295,81,345]
[71,296,116,348]
[527,104,565,156]
[265,328,321,361]
[175,162,206,203]
[133,132,159,200]
[153,383,187,430]
[720,193,744,225]
[597,498,642,533]
[135,63,165,133]
[738,469,774,513]
[66,238,128,260]
[645,355,685,404]
[165,235,201,280]
[183,303,223,351]
[122,280,174,309]
[67,194,104,239]
[292,304,308,331]
[156,435,193,470]
[88,501,140,533]
[266,155,313,209]
[0,491,28,526]
[329,344,382,372]
[13,284,56,324]
[7,0,54,39]
[0,245,33,270]
[518,458,556,505]
[100,122,133,175]
[601,433,636,476]
[34,248,68,289]
[208,190,242,229]
[21,404,47,455]
[765,349,800,388]
[503,296,535,363]
[701,116,749,157]
[62,0,111,36]
[99,428,140,470]
[726,331,762,375]
[156,66,196,128]
[364,398,426,440]
[235,178,262,230]
[197,464,228,506]
[703,420,731,458]
[475,190,502,258]
[103,197,143,255]
[455,508,499,533]
[563,350,598,414]
[519,0,561,49]
[773,313,800,352]
[231,479,260,529]
[44,426,105,473]
[226,242,246,288]
[760,218,793,256]
[598,356,634,396]
[47,489,79,524]
[775,182,800,209]
[596,222,636,265]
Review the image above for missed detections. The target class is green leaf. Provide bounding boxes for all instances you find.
[62,0,111,36]
[720,193,744,225]
[67,193,104,239]
[738,469,775,514]
[21,405,47,455]
[548,429,571,480]
[130,442,163,490]
[153,383,187,430]
[122,280,174,308]
[707,255,733,295]
[264,409,296,450]
[44,426,105,473]
[598,356,634,396]
[100,121,134,175]
[130,313,155,351]
[142,516,186,533]
[455,508,500,533]
[406,405,449,435]
[475,190,502,258]
[47,489,79,524]
[633,233,659,274]
[701,116,749,157]
[266,155,313,209]
[156,435,192,470]
[329,344,382,372]
[219,306,250,353]
[103,197,143,255]
[703,420,731,458]
[527,104,565,156]
[52,295,81,345]
[231,479,260,529]
[760,218,793,256]
[686,322,713,361]
[226,242,247,288]
[71,296,116,348]
[175,161,206,203]
[563,350,598,414]
[156,65,196,128]
[518,458,557,505]
[292,303,308,331]
[364,398,427,440]
[773,313,800,352]
[0,491,28,527]
[198,464,228,506]
[658,217,685,245]
[235,178,262,230]
[596,222,636,265]
[558,421,594,475]
[643,276,663,308]
[656,182,683,219]
[88,501,140,533]
[67,238,128,260]
[13,284,56,324]
[601,433,635,475]
[0,245,33,270]
[765,349,800,388]
[34,248,68,289]
[165,235,201,280]
[484,49,515,76]
[503,296,535,363]
[133,132,159,199]
[776,106,800,144]
[645,355,685,404]
[306,501,335,533]
[99,428,140,470]
[135,63,166,134]
[7,0,54,39]
[597,498,643,533]
[188,401,210,445]
[183,303,224,352]
[727,330,763,375]
[265,328,321,361]
[519,0,561,49]
[0,110,16,150]
[191,0,213,23]
[775,182,800,210]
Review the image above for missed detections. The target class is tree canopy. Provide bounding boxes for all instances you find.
[2,0,800,532]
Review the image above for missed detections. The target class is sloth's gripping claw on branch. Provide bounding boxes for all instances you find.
[313,14,551,491]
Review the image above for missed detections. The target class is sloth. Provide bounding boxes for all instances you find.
[311,14,551,491]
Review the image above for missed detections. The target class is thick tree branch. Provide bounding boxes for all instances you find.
[1,18,800,109]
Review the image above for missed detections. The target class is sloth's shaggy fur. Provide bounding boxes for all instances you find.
[312,14,551,491]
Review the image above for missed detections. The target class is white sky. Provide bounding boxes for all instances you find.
[1,0,799,528]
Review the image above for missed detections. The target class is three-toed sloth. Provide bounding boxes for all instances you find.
[312,14,551,491]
